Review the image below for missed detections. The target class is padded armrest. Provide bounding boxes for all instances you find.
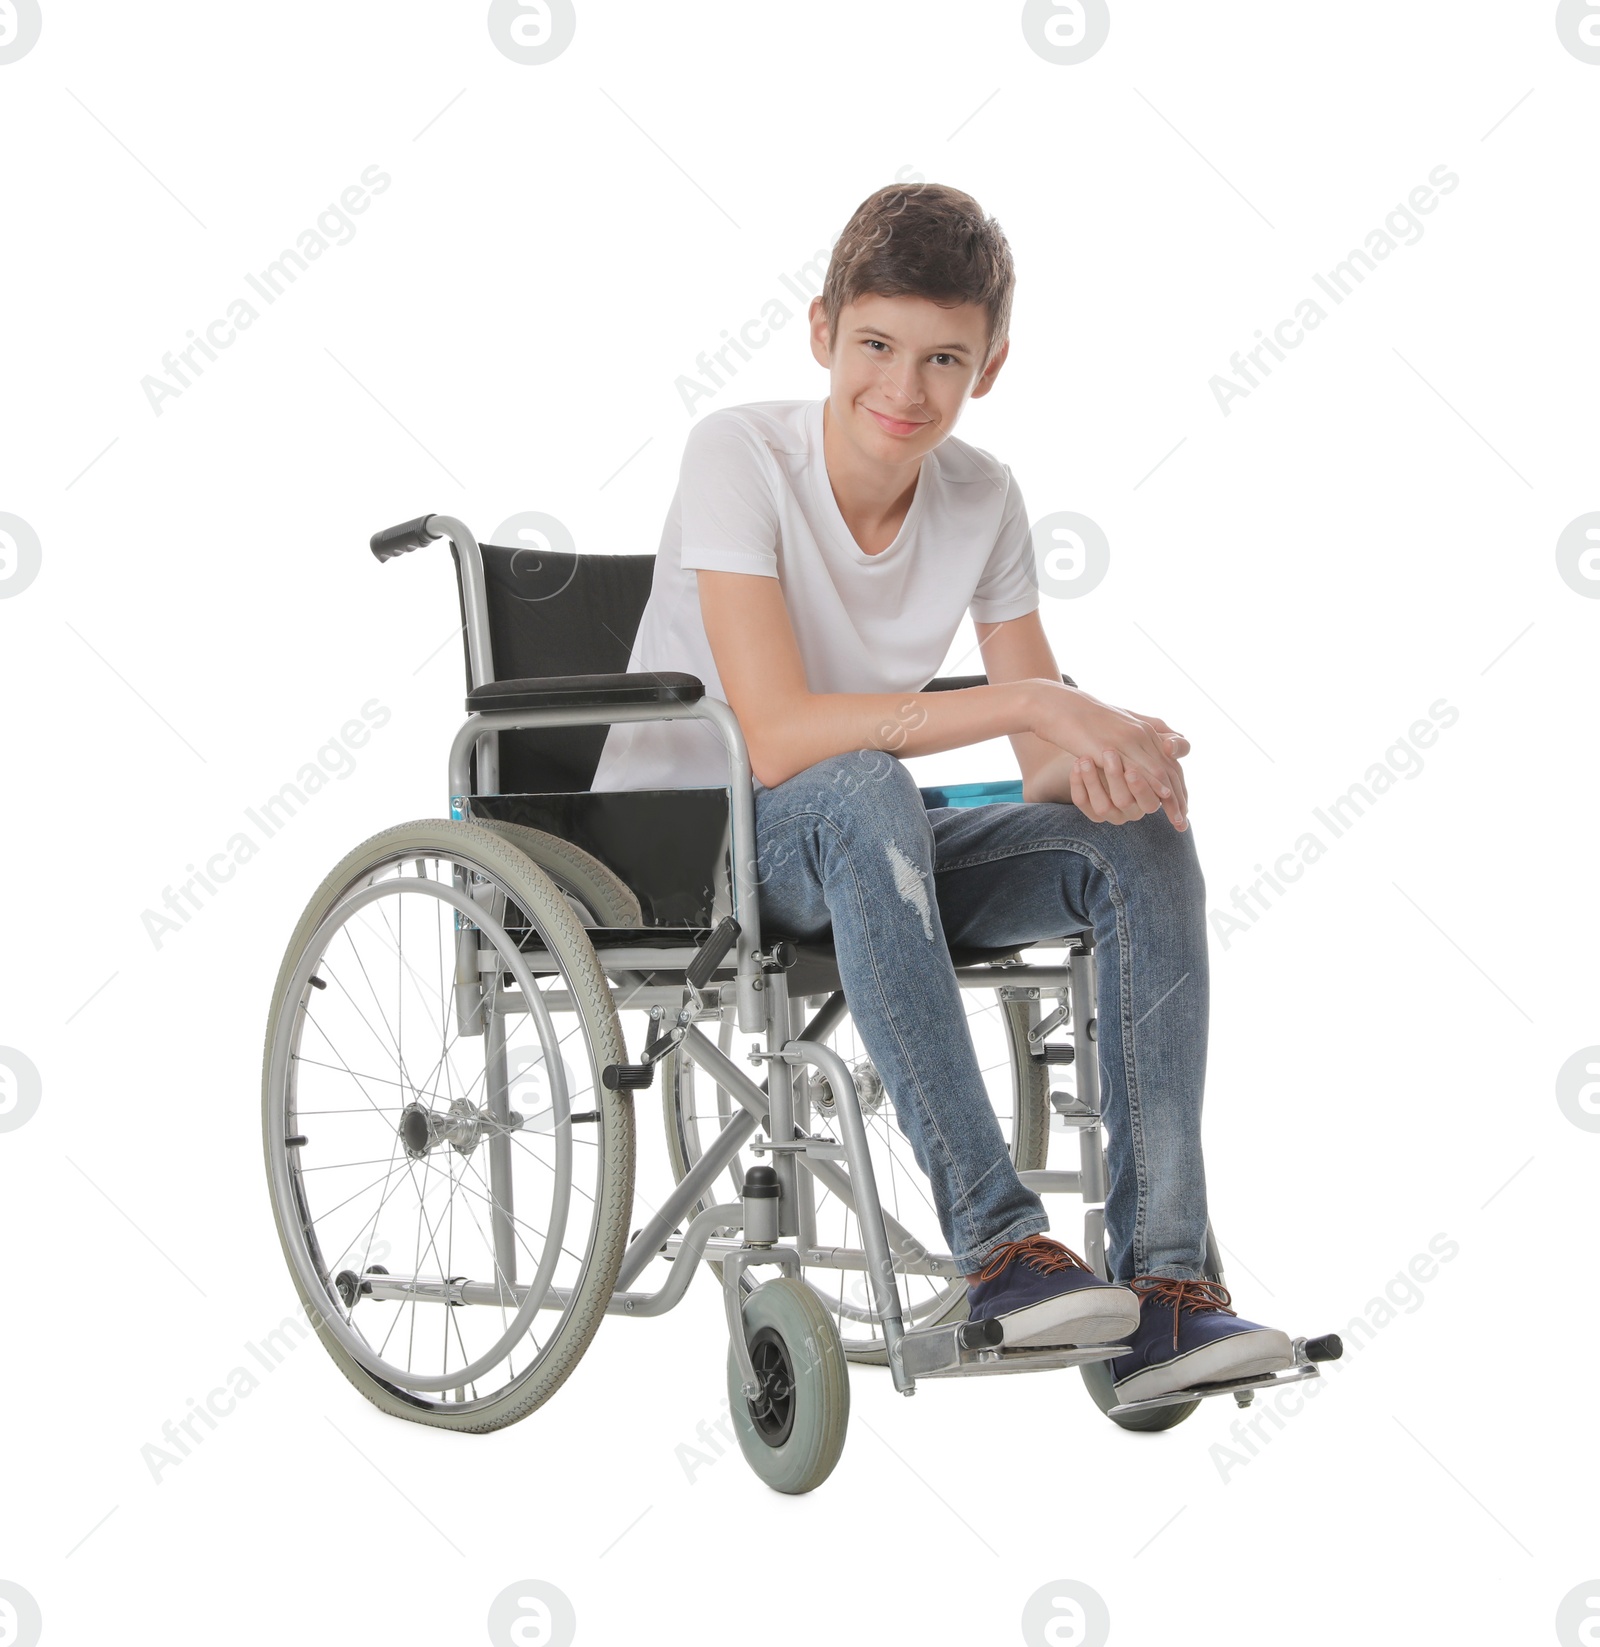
[469,670,1070,715]
[467,672,704,714]
[926,671,1078,691]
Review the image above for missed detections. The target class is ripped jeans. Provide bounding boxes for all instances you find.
[750,750,1211,1283]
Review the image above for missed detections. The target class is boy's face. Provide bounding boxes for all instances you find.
[809,291,1008,465]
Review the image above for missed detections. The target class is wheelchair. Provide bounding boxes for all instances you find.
[260,512,1341,1494]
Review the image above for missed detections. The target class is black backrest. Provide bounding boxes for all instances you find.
[453,544,657,794]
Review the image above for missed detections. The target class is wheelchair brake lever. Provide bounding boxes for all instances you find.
[602,1020,683,1091]
[685,915,740,991]
[602,918,748,1091]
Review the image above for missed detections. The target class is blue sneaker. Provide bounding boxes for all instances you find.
[1109,1277,1292,1403]
[964,1235,1141,1347]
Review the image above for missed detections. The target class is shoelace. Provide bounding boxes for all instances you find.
[974,1234,1093,1284]
[1130,1276,1237,1350]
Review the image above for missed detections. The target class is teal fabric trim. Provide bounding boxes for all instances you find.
[917,779,1026,810]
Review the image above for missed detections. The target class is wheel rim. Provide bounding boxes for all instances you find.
[744,1326,797,1445]
[668,981,1054,1356]
[264,846,611,1411]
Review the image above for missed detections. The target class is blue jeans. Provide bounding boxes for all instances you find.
[750,750,1210,1283]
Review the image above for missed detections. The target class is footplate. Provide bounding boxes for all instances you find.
[1106,1332,1344,1418]
[893,1314,1127,1381]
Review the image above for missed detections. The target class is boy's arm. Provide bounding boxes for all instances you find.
[696,572,1186,829]
[697,569,1047,789]
[979,608,1190,827]
[975,608,1078,797]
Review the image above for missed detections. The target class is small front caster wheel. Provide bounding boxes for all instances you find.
[726,1277,850,1494]
[1080,1356,1200,1431]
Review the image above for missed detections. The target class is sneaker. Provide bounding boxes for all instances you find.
[964,1235,1142,1348]
[1108,1276,1293,1403]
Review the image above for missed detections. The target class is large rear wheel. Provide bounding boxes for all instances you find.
[261,820,635,1432]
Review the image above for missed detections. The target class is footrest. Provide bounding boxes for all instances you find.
[894,1315,1126,1380]
[1049,1091,1098,1125]
[750,1136,847,1160]
[1106,1330,1344,1417]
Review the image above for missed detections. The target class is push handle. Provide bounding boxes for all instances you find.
[370,514,442,562]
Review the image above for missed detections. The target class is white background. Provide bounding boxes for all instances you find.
[1,3,1596,1643]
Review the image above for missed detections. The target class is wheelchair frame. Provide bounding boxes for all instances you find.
[394,510,1336,1418]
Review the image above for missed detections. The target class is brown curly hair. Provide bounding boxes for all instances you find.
[819,183,1015,366]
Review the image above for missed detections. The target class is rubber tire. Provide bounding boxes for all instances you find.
[1079,1355,1200,1432]
[726,1276,851,1494]
[262,818,635,1433]
[664,991,1051,1365]
[473,818,643,929]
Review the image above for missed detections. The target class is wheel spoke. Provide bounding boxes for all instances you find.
[266,833,629,1418]
[341,933,422,1098]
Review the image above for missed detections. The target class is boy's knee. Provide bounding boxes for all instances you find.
[790,750,928,828]
[1138,810,1205,900]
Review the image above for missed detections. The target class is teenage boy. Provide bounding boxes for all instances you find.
[591,183,1292,1402]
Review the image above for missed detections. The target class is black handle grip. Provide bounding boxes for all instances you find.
[1304,1333,1343,1363]
[370,515,441,562]
[686,916,740,990]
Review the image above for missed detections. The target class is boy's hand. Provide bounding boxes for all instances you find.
[1071,748,1187,830]
[1026,744,1189,829]
[1027,685,1190,829]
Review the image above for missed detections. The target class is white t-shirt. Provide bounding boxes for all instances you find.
[589,397,1039,793]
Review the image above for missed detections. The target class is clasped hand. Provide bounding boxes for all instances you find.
[1023,683,1190,831]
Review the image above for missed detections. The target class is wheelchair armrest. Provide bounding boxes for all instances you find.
[466,673,705,714]
[925,671,1078,691]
